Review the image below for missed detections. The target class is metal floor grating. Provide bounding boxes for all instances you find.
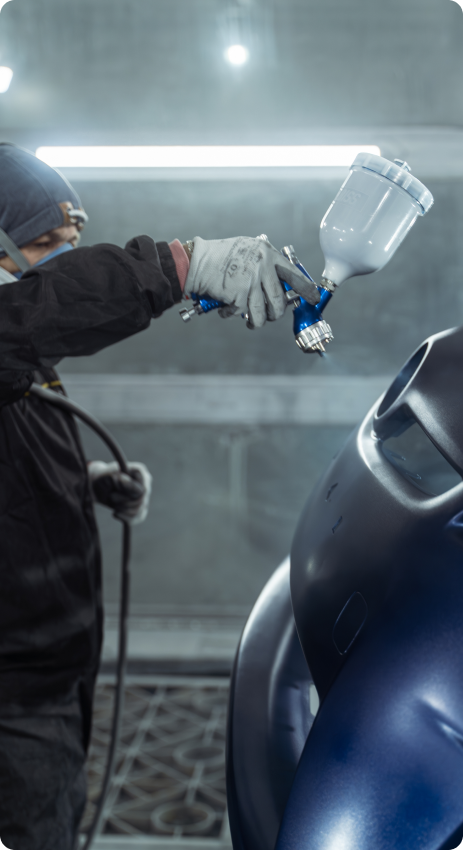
[81,676,231,848]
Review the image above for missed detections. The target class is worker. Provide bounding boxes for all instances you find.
[0,142,319,850]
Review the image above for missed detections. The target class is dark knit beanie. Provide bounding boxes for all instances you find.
[0,143,86,257]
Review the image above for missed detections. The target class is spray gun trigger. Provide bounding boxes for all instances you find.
[284,288,301,308]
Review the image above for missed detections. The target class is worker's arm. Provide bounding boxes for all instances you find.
[0,233,319,405]
[0,236,180,403]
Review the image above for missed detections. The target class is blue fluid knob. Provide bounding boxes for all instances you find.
[279,245,334,354]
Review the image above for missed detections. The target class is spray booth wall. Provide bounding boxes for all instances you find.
[1,0,463,613]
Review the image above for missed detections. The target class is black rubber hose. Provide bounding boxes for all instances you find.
[29,383,131,849]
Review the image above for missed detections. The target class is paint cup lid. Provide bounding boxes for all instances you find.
[352,152,434,214]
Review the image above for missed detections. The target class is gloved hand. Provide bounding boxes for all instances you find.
[87,460,152,525]
[184,235,320,328]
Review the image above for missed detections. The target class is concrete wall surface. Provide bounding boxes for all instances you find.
[0,0,463,135]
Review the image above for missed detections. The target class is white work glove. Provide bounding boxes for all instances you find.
[184,236,320,329]
[88,461,152,526]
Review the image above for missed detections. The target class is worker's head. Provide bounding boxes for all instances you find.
[0,143,88,274]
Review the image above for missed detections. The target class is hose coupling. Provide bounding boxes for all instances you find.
[319,277,338,294]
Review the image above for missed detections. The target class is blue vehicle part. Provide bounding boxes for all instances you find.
[227,325,463,850]
[227,560,314,850]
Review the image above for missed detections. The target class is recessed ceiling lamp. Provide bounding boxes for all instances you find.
[225,44,249,66]
[0,67,13,93]
[0,0,13,10]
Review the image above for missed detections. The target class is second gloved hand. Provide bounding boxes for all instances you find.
[184,236,320,328]
[88,460,152,525]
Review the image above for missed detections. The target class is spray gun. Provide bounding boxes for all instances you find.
[179,154,434,352]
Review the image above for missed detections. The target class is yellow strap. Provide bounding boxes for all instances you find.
[24,379,62,398]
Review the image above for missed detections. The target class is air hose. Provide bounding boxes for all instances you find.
[29,383,130,850]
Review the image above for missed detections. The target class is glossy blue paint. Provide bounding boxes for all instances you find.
[227,560,314,850]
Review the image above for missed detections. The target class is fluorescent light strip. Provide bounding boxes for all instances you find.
[36,145,381,169]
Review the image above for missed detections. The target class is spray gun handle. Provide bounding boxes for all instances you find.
[179,254,310,320]
[179,242,334,354]
[180,287,297,321]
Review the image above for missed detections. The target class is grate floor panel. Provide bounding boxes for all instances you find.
[81,676,230,843]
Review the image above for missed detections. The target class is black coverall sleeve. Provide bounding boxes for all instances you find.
[0,236,181,404]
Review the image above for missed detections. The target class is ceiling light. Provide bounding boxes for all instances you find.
[0,0,13,11]
[0,67,13,93]
[225,45,249,66]
[36,145,381,169]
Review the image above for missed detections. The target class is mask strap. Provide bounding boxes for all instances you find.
[0,227,31,273]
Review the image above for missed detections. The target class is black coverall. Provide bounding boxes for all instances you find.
[0,236,181,850]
